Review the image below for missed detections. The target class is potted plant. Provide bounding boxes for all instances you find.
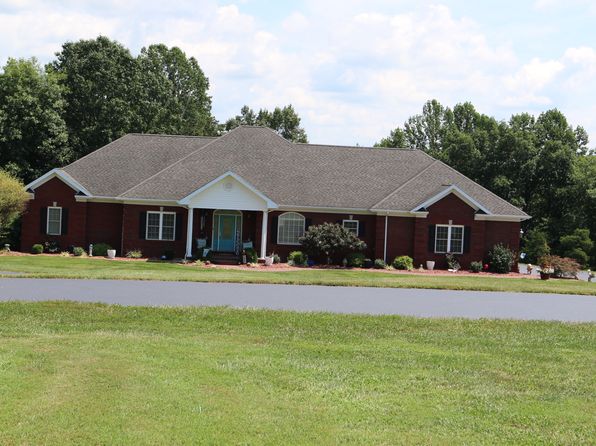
[426,260,435,270]
[539,255,553,280]
[107,249,116,259]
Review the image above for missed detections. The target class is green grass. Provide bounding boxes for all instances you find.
[1,255,595,295]
[0,302,594,444]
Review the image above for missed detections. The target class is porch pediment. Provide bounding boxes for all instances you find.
[178,171,277,211]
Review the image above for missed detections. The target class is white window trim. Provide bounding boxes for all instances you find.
[146,211,176,241]
[434,224,464,254]
[342,219,359,235]
[47,206,62,236]
[277,212,305,245]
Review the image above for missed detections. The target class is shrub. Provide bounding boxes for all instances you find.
[541,255,580,278]
[0,170,28,233]
[288,250,307,266]
[92,243,112,257]
[373,258,386,269]
[43,240,60,253]
[244,247,258,263]
[31,243,43,254]
[445,253,460,271]
[347,252,366,268]
[524,229,550,263]
[470,261,483,273]
[560,229,593,266]
[392,255,413,270]
[271,253,281,264]
[73,246,85,257]
[299,223,366,264]
[488,243,516,274]
[126,249,142,259]
[363,258,373,269]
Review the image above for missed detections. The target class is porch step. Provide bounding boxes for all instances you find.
[209,251,241,265]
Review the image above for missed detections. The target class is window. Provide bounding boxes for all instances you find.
[47,207,62,235]
[342,219,359,235]
[277,212,305,245]
[146,211,176,241]
[434,224,464,254]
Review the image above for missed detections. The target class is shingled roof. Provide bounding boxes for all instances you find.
[56,126,527,217]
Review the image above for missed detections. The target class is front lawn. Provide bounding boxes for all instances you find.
[1,255,595,295]
[0,301,594,444]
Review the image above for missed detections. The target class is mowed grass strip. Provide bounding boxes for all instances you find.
[1,255,595,295]
[0,301,594,445]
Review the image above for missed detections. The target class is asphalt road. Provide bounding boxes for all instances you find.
[0,278,595,322]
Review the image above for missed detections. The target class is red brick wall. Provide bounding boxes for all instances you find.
[21,177,87,251]
[266,211,377,261]
[121,204,188,258]
[385,216,416,263]
[484,221,521,254]
[86,203,123,252]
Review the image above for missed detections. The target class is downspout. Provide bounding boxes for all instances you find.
[383,214,388,263]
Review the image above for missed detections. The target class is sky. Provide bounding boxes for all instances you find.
[1,0,595,146]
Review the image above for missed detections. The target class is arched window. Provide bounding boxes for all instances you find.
[277,212,305,245]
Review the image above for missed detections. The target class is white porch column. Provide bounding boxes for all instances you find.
[185,207,194,258]
[260,210,268,259]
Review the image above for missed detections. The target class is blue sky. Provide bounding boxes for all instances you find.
[1,0,595,146]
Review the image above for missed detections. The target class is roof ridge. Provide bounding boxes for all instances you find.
[431,159,529,216]
[371,159,439,209]
[127,133,219,139]
[295,142,414,151]
[116,132,226,198]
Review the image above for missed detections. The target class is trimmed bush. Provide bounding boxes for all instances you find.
[288,250,307,266]
[271,253,281,264]
[126,249,142,259]
[347,252,366,268]
[245,247,258,263]
[523,229,550,263]
[392,255,413,270]
[299,223,366,264]
[470,261,483,273]
[373,258,386,269]
[91,243,112,257]
[31,244,43,254]
[73,246,85,257]
[488,243,516,274]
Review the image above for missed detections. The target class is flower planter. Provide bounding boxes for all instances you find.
[107,249,116,259]
[540,271,551,281]
[426,260,435,271]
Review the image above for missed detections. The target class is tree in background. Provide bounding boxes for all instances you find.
[0,58,70,183]
[523,229,550,264]
[225,104,308,143]
[136,44,216,136]
[559,229,593,267]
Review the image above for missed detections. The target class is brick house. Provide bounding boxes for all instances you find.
[21,126,529,268]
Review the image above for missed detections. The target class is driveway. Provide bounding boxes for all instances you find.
[0,278,595,322]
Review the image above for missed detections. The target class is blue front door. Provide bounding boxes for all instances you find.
[216,214,237,252]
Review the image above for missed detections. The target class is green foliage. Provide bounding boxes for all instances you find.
[0,59,71,183]
[244,248,258,263]
[0,170,28,232]
[92,243,112,257]
[72,246,85,257]
[392,255,413,270]
[470,261,483,273]
[488,244,516,274]
[374,259,386,269]
[31,244,43,254]
[43,240,60,253]
[445,253,461,271]
[523,229,550,264]
[347,252,366,268]
[288,251,307,266]
[299,223,366,264]
[559,229,593,266]
[225,104,308,142]
[271,253,281,264]
[126,249,142,259]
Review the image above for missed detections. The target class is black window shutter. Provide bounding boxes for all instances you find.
[463,226,471,253]
[40,207,47,234]
[61,208,69,235]
[175,213,183,241]
[305,218,312,231]
[428,225,436,252]
[359,221,366,237]
[139,212,147,239]
[270,215,278,243]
